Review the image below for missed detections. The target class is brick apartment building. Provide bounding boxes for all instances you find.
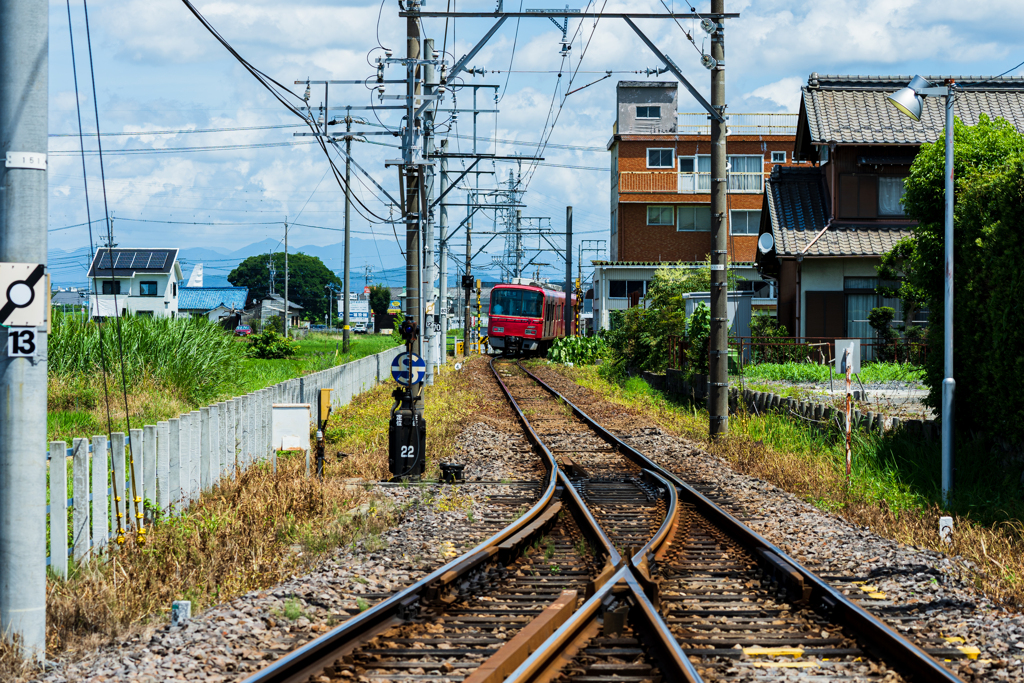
[593,81,798,330]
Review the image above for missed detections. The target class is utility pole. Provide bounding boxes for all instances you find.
[438,139,449,359]
[342,117,352,352]
[709,0,729,437]
[463,187,473,350]
[564,206,573,334]
[0,0,48,658]
[284,217,290,337]
[423,37,437,385]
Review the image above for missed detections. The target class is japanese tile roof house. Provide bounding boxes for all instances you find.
[756,74,1024,353]
[178,286,249,321]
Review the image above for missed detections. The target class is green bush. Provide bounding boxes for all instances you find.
[390,312,405,344]
[686,302,710,373]
[868,307,898,362]
[547,336,606,365]
[245,329,299,360]
[899,114,1024,443]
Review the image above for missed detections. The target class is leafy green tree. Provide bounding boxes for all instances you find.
[228,252,341,321]
[369,284,392,317]
[867,307,898,361]
[898,114,1024,442]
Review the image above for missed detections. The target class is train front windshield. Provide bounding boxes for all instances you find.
[491,289,543,318]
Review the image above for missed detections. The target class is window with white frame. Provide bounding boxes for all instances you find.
[771,151,786,164]
[636,106,661,119]
[677,206,711,231]
[678,157,695,173]
[878,176,907,216]
[647,205,674,226]
[647,148,674,168]
[730,209,761,235]
[727,155,764,191]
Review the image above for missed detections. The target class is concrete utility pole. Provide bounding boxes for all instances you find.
[564,206,573,334]
[423,37,437,385]
[284,217,290,336]
[0,0,48,658]
[406,8,423,380]
[709,0,729,437]
[438,140,449,359]
[342,117,352,352]
[463,187,473,350]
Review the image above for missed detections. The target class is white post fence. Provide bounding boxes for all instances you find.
[44,346,403,569]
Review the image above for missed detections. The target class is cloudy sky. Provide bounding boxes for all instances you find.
[47,0,1024,284]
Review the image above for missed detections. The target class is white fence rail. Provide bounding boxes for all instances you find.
[46,345,403,572]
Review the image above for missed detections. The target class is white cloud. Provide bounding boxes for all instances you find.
[742,77,804,112]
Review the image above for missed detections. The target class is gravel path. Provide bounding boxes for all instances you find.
[623,425,1019,682]
[37,483,535,683]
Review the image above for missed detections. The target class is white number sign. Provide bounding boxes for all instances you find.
[6,327,37,358]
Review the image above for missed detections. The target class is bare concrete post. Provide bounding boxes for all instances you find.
[110,433,126,537]
[49,442,68,578]
[72,438,90,563]
[91,435,109,552]
[189,411,201,501]
[215,402,226,479]
[247,394,256,466]
[168,418,181,515]
[226,400,236,475]
[200,407,211,490]
[178,413,190,508]
[156,422,170,512]
[129,429,144,528]
[143,424,157,507]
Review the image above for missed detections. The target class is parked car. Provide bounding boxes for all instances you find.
[234,325,252,337]
[353,322,368,334]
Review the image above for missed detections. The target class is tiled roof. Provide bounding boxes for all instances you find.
[592,260,756,267]
[800,74,1024,145]
[179,286,248,312]
[763,166,912,257]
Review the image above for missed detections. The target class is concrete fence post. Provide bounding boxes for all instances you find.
[143,425,157,508]
[179,413,191,508]
[110,433,126,537]
[299,377,305,404]
[189,411,201,501]
[256,391,266,463]
[240,394,250,469]
[248,393,256,466]
[168,418,181,515]
[129,429,144,528]
[226,400,236,475]
[72,438,90,564]
[200,407,211,490]
[156,422,170,512]
[49,442,68,578]
[216,402,226,479]
[91,435,109,553]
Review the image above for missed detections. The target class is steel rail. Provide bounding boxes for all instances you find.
[241,366,564,683]
[517,363,965,683]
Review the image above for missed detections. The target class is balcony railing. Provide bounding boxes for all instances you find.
[619,171,764,194]
[677,112,798,136]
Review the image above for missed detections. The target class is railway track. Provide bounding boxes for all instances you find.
[244,359,965,683]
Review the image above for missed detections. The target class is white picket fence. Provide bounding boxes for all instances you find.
[46,345,403,575]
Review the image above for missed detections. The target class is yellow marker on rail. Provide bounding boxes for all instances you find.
[742,647,804,658]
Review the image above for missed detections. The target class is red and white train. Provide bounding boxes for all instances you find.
[487,280,576,356]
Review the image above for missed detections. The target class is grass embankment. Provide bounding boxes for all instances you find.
[740,361,925,384]
[47,314,398,442]
[558,364,1024,607]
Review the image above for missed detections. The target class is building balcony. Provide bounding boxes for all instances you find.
[676,112,798,136]
[618,171,764,194]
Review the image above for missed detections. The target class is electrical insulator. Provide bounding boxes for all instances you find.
[440,64,447,84]
[377,64,384,82]
[303,82,311,102]
[385,48,393,58]
[377,84,386,97]
[700,17,716,34]
[701,53,717,70]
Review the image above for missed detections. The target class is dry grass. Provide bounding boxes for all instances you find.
[556,364,1024,609]
[44,452,393,660]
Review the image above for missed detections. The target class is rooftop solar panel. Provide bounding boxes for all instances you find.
[96,253,114,270]
[115,251,135,268]
[147,250,170,269]
[132,252,151,268]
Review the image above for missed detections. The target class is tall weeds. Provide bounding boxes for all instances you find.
[50,314,244,404]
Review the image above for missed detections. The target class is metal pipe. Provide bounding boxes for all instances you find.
[564,207,573,335]
[0,0,48,658]
[439,140,449,358]
[941,88,955,502]
[709,0,729,437]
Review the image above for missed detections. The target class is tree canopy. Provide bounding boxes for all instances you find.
[897,114,1024,443]
[228,252,341,321]
[369,284,393,317]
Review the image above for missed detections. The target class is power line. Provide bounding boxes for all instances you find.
[49,123,305,137]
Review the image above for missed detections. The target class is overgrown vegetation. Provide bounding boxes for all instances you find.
[741,361,925,384]
[245,328,299,359]
[606,258,739,373]
[563,364,1024,607]
[45,452,388,657]
[547,336,606,365]
[890,114,1024,444]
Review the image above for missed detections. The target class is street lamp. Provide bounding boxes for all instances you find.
[886,75,956,502]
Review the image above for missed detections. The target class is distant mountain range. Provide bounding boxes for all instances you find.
[49,235,569,291]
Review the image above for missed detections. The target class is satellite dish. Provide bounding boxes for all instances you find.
[757,233,775,254]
